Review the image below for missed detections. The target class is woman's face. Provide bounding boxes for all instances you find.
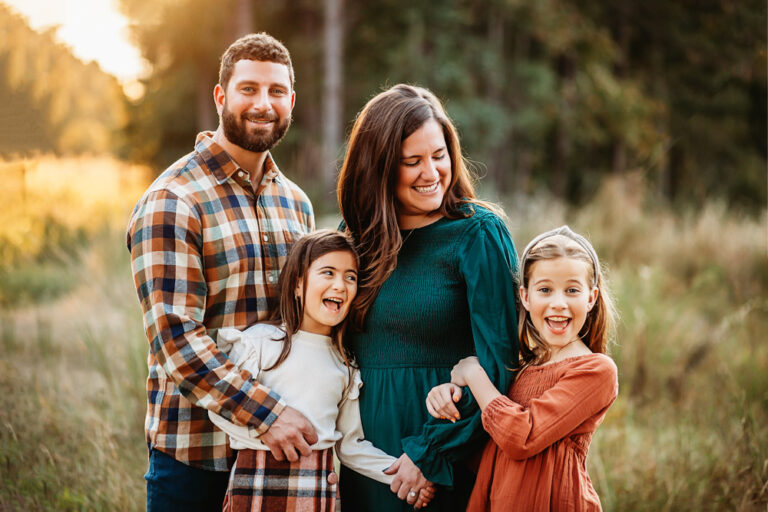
[394,118,452,229]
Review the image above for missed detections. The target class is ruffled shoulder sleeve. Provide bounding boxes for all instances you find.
[340,366,364,403]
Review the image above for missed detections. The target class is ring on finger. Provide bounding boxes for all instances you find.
[408,490,417,498]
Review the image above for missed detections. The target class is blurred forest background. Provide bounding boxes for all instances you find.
[0,0,766,510]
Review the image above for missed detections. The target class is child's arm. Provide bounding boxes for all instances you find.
[335,372,436,509]
[425,356,502,421]
[450,356,504,411]
[334,371,398,484]
[474,355,617,460]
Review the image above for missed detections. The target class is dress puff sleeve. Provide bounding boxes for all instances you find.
[483,354,618,460]
[402,208,519,487]
[335,369,398,484]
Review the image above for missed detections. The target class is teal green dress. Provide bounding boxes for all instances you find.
[340,205,519,511]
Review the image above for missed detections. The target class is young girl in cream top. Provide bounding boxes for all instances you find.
[209,230,434,511]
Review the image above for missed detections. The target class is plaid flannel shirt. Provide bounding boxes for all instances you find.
[126,132,314,470]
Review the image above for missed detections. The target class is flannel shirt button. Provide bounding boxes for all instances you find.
[238,171,245,178]
[262,234,269,242]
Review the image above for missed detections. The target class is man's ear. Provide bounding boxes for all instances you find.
[213,84,225,116]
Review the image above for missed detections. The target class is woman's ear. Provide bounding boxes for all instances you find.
[519,285,531,312]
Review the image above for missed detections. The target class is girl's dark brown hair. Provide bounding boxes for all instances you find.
[264,229,358,374]
[337,83,500,329]
[517,234,617,374]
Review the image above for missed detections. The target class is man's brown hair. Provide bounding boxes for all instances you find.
[219,32,294,89]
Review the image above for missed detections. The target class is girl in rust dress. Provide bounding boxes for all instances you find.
[426,225,618,511]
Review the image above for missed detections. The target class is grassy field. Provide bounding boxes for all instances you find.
[0,158,766,511]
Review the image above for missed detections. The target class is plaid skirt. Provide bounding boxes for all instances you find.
[222,448,337,512]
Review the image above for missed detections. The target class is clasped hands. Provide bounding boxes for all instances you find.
[259,406,436,508]
[384,453,436,509]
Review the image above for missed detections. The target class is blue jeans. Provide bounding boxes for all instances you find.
[145,448,230,512]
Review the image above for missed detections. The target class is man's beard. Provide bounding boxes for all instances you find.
[221,102,291,153]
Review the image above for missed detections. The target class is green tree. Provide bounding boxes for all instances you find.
[119,0,766,211]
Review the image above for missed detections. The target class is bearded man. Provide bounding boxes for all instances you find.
[127,33,318,511]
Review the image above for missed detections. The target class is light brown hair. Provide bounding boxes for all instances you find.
[264,230,358,374]
[337,83,500,329]
[518,233,617,372]
[219,32,294,90]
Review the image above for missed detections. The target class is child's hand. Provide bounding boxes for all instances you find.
[426,383,463,422]
[414,484,436,509]
[450,356,482,387]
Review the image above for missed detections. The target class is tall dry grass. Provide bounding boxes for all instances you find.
[1,156,149,510]
[0,160,765,510]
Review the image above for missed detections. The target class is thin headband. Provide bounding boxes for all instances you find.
[519,225,600,287]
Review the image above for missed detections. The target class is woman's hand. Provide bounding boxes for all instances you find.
[426,383,463,422]
[450,356,483,387]
[383,453,435,508]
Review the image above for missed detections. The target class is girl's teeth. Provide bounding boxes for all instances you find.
[547,318,569,331]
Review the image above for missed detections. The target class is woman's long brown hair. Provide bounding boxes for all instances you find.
[263,229,358,376]
[337,84,499,329]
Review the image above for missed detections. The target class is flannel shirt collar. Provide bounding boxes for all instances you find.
[194,131,283,187]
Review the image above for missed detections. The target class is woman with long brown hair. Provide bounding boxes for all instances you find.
[337,84,519,511]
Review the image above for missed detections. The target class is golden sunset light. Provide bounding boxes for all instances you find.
[1,0,148,98]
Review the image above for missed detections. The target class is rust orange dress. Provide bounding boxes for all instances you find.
[466,353,618,511]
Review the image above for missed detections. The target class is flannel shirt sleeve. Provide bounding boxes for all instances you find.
[128,188,285,434]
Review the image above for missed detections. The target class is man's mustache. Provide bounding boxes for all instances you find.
[242,111,278,122]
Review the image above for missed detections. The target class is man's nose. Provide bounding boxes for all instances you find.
[252,88,270,110]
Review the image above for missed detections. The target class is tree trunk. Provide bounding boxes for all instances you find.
[486,5,506,194]
[322,0,343,199]
[552,55,574,198]
[235,0,253,37]
[611,0,629,175]
[196,61,215,132]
